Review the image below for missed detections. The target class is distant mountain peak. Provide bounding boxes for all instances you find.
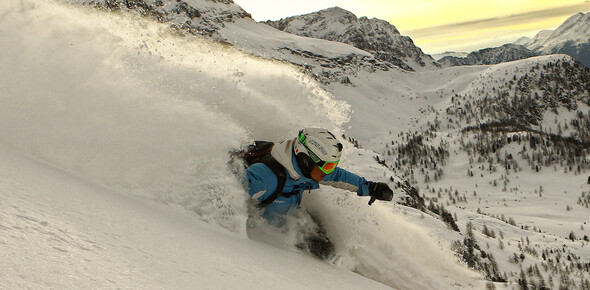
[518,11,590,67]
[514,36,531,46]
[264,7,438,71]
[318,6,353,15]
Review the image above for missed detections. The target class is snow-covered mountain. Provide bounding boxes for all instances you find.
[263,7,439,72]
[444,12,590,68]
[438,44,539,67]
[432,51,469,61]
[518,12,590,67]
[3,0,590,289]
[80,0,384,85]
[514,35,533,46]
[81,0,252,36]
[526,12,590,52]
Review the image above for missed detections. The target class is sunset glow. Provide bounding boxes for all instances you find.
[234,0,590,53]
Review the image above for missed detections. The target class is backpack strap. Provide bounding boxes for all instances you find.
[257,154,288,208]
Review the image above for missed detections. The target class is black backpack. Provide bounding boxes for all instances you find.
[236,141,288,207]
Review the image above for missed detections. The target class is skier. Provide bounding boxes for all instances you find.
[245,127,393,258]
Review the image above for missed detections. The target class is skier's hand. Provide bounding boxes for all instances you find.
[368,182,393,205]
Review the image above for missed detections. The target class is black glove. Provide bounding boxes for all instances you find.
[368,182,393,205]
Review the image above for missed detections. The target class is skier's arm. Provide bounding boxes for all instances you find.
[246,163,278,203]
[320,167,370,196]
[321,168,394,204]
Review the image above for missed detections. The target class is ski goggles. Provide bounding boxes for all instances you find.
[298,132,339,174]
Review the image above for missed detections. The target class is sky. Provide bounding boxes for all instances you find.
[233,0,590,54]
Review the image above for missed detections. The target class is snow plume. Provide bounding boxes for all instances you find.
[300,146,482,289]
[0,0,349,232]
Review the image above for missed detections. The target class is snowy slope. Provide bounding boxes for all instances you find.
[0,144,393,289]
[337,54,590,287]
[219,17,372,61]
[4,0,589,288]
[0,0,484,289]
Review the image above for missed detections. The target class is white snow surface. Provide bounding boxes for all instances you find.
[0,143,392,289]
[219,17,373,60]
[0,0,484,289]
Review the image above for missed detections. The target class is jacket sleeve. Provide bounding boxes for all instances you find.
[321,167,370,196]
[246,163,278,203]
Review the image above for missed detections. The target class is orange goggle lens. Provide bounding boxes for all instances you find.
[319,161,338,174]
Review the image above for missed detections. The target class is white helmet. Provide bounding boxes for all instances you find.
[294,128,342,175]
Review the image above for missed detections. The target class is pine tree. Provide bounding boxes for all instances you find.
[519,268,529,290]
[482,224,490,237]
[466,221,475,240]
[569,231,576,241]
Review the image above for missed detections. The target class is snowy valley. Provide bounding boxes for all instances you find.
[2,0,590,289]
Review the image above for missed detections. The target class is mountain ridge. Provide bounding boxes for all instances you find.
[500,11,590,68]
[82,0,252,36]
[438,44,539,67]
[438,12,590,68]
[263,6,439,72]
[81,1,402,85]
[521,11,590,67]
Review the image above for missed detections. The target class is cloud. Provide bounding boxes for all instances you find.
[407,3,590,39]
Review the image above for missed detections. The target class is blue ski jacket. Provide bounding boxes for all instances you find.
[246,138,371,226]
